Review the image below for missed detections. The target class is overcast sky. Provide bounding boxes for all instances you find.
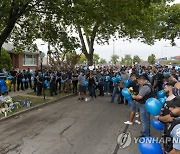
[93,39,180,61]
[37,0,180,61]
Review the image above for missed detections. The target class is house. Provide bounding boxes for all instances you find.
[2,43,40,70]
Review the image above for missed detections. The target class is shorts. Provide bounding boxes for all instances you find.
[131,100,138,112]
[79,85,85,92]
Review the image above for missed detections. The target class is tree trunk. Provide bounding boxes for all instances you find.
[86,53,93,66]
[76,24,98,66]
[0,18,17,57]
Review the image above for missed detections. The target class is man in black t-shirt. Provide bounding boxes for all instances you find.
[10,68,17,92]
[124,73,140,125]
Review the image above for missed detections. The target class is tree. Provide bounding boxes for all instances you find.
[120,55,133,65]
[78,53,87,65]
[0,48,12,70]
[51,0,174,65]
[99,58,107,64]
[133,55,141,64]
[154,3,180,45]
[93,53,100,65]
[65,51,80,67]
[0,0,44,55]
[148,54,156,65]
[0,0,179,68]
[111,54,119,65]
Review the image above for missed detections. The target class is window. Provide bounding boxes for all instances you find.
[23,54,37,66]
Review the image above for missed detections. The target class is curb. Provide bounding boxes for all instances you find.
[0,93,74,122]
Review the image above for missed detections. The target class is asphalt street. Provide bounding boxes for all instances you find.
[0,95,160,154]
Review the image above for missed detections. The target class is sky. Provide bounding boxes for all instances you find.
[93,39,180,61]
[37,0,180,61]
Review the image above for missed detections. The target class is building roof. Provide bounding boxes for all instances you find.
[2,43,39,55]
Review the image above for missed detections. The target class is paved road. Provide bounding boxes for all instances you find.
[0,95,160,154]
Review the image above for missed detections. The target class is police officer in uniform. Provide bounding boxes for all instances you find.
[50,72,57,96]
[37,72,43,96]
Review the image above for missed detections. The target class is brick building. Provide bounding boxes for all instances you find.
[2,43,39,70]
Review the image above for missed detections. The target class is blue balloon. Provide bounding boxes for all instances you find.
[0,79,5,86]
[122,88,131,98]
[148,74,153,81]
[138,137,163,154]
[31,77,34,81]
[124,79,131,87]
[26,78,29,82]
[83,81,89,87]
[22,78,26,83]
[1,86,7,92]
[46,82,50,88]
[158,98,166,106]
[106,76,110,81]
[152,119,164,130]
[145,98,162,116]
[157,90,166,98]
[164,96,167,100]
[30,70,34,74]
[44,80,49,88]
[61,80,64,84]
[7,75,13,80]
[112,77,117,83]
[84,67,87,71]
[116,75,122,82]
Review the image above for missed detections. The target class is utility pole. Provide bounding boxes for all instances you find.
[113,40,115,56]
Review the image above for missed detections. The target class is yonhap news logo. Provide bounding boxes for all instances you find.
[117,132,180,149]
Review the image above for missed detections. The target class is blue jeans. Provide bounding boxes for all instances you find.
[137,103,150,137]
[111,87,121,103]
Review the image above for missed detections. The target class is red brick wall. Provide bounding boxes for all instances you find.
[11,53,39,70]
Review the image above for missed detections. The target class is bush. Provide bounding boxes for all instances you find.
[0,48,12,71]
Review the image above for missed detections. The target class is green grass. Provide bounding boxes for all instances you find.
[0,89,73,119]
[27,89,72,98]
[12,95,49,105]
[0,96,50,119]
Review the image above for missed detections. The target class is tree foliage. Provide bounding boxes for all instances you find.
[99,58,107,64]
[120,54,133,65]
[78,53,87,64]
[133,55,141,64]
[148,54,156,65]
[0,48,12,70]
[93,53,100,65]
[111,54,119,65]
[153,3,180,45]
[0,0,179,66]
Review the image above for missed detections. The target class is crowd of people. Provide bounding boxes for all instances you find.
[0,64,180,153]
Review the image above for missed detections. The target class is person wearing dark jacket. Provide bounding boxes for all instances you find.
[37,72,43,96]
[17,70,24,91]
[49,72,57,96]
